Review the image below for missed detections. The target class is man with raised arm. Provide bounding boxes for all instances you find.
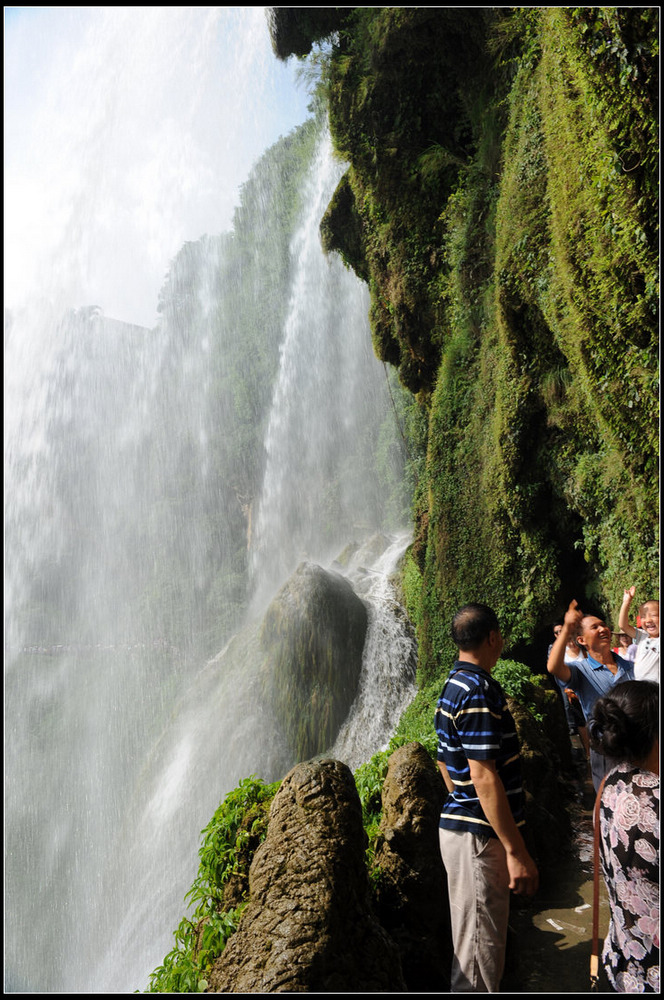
[435,603,538,993]
[547,599,634,790]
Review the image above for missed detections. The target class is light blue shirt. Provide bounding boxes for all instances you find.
[566,654,634,720]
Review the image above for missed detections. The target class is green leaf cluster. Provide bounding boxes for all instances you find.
[491,659,546,724]
[145,776,279,993]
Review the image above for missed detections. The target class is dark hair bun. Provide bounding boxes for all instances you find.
[589,680,658,762]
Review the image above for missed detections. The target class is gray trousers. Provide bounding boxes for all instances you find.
[439,827,510,992]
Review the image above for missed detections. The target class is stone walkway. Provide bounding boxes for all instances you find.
[503,754,613,994]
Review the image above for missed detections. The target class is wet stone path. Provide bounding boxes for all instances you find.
[503,756,613,994]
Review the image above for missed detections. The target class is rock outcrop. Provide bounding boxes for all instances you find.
[373,742,453,992]
[207,758,405,993]
[260,563,368,760]
[164,719,575,993]
[507,687,573,867]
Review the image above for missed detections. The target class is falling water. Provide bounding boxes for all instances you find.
[331,532,418,769]
[5,9,414,995]
[250,131,399,610]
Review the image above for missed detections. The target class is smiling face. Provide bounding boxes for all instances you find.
[640,601,660,639]
[577,615,613,655]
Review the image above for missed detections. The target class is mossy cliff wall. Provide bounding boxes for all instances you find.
[271,7,659,679]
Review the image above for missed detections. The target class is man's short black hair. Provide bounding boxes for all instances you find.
[451,603,500,651]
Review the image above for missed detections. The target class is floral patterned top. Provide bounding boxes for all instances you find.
[599,762,659,993]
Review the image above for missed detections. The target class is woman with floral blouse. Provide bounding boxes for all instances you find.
[589,680,659,993]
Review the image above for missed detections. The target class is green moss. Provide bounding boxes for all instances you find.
[391,681,442,756]
[323,7,492,395]
[492,659,546,723]
[318,7,658,678]
[320,169,369,282]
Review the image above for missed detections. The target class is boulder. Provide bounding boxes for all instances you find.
[267,8,351,60]
[373,742,453,991]
[207,758,405,993]
[260,563,368,760]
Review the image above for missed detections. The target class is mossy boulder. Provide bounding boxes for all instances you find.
[260,562,368,760]
[506,686,573,871]
[373,742,452,992]
[207,758,405,993]
[267,8,351,60]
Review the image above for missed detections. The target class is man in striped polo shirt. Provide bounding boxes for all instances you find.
[435,603,538,992]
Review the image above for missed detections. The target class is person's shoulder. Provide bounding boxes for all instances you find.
[445,663,483,689]
[633,769,659,791]
[445,663,495,700]
[605,762,659,798]
[440,664,473,698]
[613,653,635,676]
[565,656,587,675]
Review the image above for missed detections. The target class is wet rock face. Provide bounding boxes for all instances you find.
[207,758,405,993]
[260,562,368,760]
[507,690,573,865]
[374,742,453,992]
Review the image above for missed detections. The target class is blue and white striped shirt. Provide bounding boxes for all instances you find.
[435,661,525,835]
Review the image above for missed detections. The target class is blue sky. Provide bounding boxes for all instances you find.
[4,7,313,326]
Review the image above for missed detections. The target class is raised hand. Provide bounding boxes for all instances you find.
[564,599,582,632]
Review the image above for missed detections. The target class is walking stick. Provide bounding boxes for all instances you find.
[591,775,607,991]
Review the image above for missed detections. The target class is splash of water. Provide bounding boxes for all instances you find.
[332,533,418,769]
[4,10,310,992]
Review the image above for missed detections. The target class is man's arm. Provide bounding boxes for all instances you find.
[618,586,638,640]
[547,599,581,683]
[437,759,454,795]
[468,757,539,896]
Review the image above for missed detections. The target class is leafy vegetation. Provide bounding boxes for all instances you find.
[353,747,392,881]
[145,776,279,993]
[492,659,546,724]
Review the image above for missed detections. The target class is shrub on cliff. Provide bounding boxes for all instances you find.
[145,776,279,994]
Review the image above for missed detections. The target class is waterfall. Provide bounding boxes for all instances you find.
[331,533,418,769]
[250,131,398,610]
[5,9,415,994]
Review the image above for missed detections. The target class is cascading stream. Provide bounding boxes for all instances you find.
[331,532,418,770]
